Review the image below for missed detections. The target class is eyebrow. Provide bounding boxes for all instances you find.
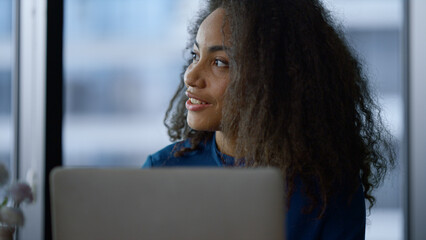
[194,41,229,52]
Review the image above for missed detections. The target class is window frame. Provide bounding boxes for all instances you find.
[12,0,426,239]
[14,0,63,239]
[406,0,426,239]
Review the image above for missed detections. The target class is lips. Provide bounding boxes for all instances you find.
[185,92,210,104]
[185,91,212,111]
[189,97,208,105]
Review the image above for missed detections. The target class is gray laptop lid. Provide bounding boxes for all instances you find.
[50,168,285,240]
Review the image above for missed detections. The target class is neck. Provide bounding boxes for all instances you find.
[215,131,236,157]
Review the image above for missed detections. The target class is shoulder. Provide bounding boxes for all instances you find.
[143,140,189,167]
[320,184,365,239]
[143,136,220,167]
[287,180,365,239]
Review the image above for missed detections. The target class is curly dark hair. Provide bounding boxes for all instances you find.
[164,0,395,216]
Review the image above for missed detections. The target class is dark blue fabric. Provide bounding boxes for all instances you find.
[143,134,366,240]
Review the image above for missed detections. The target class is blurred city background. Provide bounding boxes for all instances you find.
[0,0,403,239]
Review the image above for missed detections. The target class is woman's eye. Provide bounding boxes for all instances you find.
[191,51,200,63]
[215,59,229,67]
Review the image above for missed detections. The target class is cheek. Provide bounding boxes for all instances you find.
[216,77,230,99]
[211,83,228,113]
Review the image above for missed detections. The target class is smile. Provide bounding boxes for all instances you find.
[185,98,212,112]
[189,98,208,105]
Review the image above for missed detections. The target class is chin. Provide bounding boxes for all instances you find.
[187,115,219,132]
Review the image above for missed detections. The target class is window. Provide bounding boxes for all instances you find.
[63,1,405,239]
[324,0,404,239]
[0,0,13,178]
[64,0,201,167]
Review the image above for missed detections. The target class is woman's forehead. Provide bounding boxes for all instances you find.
[195,8,231,48]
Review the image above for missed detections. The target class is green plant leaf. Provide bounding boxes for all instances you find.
[0,196,9,208]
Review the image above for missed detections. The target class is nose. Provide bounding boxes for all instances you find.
[184,62,206,89]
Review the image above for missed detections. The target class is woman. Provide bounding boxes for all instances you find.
[144,0,395,239]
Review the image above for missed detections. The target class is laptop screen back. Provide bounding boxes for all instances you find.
[50,168,285,240]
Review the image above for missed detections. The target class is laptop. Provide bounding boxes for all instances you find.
[50,167,285,240]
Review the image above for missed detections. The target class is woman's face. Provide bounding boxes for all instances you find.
[184,8,231,131]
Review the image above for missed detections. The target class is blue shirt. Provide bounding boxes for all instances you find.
[144,134,366,239]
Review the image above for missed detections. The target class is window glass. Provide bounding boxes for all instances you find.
[324,0,404,239]
[64,0,200,166]
[0,0,13,174]
[64,1,405,239]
